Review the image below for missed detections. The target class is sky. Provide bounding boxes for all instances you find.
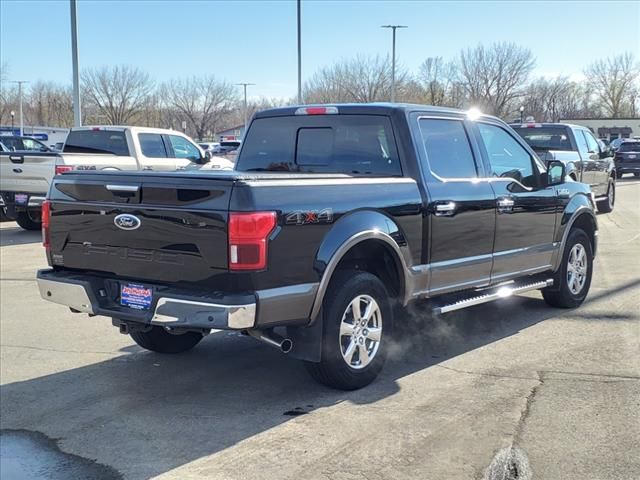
[1,0,639,100]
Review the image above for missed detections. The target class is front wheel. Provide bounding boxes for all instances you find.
[616,170,624,179]
[304,270,393,390]
[542,228,593,308]
[596,179,615,213]
[16,210,42,231]
[130,326,204,354]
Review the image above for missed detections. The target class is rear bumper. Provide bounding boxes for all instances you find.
[36,269,317,330]
[0,192,47,215]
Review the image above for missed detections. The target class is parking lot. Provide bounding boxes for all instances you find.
[0,179,638,479]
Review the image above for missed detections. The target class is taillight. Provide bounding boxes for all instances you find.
[228,212,277,271]
[42,200,51,249]
[55,165,74,175]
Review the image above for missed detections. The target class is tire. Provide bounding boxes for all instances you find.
[596,179,615,213]
[635,173,640,177]
[304,270,393,390]
[130,326,203,354]
[616,170,624,179]
[16,210,42,231]
[542,228,593,308]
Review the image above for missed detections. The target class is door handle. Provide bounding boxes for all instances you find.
[497,197,515,213]
[434,201,456,216]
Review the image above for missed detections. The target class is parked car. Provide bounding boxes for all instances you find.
[610,138,625,151]
[0,135,53,152]
[510,123,616,213]
[614,140,640,178]
[37,104,598,390]
[0,126,209,231]
[199,142,221,155]
[219,140,241,154]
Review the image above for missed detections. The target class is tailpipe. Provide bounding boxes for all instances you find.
[245,329,293,354]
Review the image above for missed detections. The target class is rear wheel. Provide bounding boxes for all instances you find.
[634,173,640,177]
[130,326,203,354]
[616,170,624,179]
[16,210,41,231]
[596,179,615,213]
[304,270,392,390]
[542,228,593,308]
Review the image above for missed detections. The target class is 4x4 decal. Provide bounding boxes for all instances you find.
[285,208,334,225]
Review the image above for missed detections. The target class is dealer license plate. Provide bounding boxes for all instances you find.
[120,283,153,310]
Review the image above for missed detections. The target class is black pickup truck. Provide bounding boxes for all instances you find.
[37,104,598,390]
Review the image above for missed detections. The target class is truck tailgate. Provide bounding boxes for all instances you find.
[48,172,236,285]
[0,152,57,194]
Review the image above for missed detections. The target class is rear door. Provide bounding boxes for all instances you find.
[136,132,175,170]
[474,121,558,281]
[416,115,496,295]
[582,129,611,196]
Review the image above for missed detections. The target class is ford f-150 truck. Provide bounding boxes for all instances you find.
[510,122,616,213]
[0,126,232,230]
[36,104,598,390]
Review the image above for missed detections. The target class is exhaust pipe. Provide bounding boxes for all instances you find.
[246,329,293,354]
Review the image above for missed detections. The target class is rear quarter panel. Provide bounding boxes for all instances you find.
[229,177,424,291]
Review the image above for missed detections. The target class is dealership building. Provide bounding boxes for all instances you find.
[559,118,640,140]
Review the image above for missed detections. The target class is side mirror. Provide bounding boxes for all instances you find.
[546,160,566,186]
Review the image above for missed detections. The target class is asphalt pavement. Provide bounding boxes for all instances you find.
[1,178,639,480]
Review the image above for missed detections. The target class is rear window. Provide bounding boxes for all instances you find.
[512,127,573,151]
[236,115,401,175]
[618,142,640,152]
[63,130,129,155]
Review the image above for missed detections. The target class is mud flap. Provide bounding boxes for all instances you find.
[285,313,324,362]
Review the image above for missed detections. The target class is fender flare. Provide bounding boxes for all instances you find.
[551,199,598,271]
[308,210,413,323]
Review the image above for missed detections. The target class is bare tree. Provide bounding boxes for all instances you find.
[0,61,18,126]
[163,76,237,140]
[585,52,639,118]
[458,42,535,117]
[304,55,405,104]
[81,65,154,125]
[417,57,459,106]
[27,81,74,127]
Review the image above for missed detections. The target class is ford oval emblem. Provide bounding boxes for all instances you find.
[114,214,141,231]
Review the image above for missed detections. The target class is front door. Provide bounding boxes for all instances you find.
[417,116,496,295]
[474,122,558,282]
[582,129,611,196]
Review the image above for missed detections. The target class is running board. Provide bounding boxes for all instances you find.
[432,279,554,315]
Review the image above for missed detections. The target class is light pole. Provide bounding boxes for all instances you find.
[519,106,524,123]
[235,83,255,138]
[10,111,15,131]
[297,0,302,104]
[70,0,82,126]
[381,25,407,103]
[10,81,28,136]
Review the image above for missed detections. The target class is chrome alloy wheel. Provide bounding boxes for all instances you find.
[339,294,382,369]
[567,243,588,295]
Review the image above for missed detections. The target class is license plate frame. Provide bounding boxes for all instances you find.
[14,193,28,206]
[120,283,153,310]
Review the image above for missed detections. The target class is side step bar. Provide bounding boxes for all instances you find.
[432,279,554,315]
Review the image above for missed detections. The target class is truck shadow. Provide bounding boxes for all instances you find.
[1,278,638,480]
[0,225,42,247]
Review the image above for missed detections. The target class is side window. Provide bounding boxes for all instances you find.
[575,130,589,154]
[168,135,200,161]
[139,133,167,158]
[583,131,600,154]
[22,138,41,150]
[419,118,477,178]
[478,123,537,188]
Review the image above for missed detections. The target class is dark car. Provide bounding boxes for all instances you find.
[614,140,640,178]
[510,123,616,213]
[0,135,52,152]
[37,104,598,390]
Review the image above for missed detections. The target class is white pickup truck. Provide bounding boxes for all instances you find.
[0,126,234,230]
